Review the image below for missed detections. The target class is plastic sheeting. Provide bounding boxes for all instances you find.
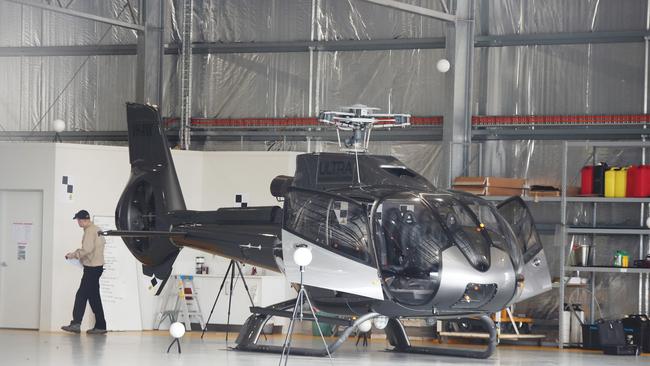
[166,0,446,44]
[1,0,648,130]
[0,0,137,132]
[163,53,311,118]
[0,0,138,47]
[481,0,647,34]
[479,43,645,115]
[167,0,312,44]
[0,55,136,133]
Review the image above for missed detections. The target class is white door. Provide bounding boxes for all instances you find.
[0,190,43,329]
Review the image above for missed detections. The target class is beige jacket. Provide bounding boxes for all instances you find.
[72,223,105,267]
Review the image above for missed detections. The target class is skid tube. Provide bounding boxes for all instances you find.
[234,299,380,357]
[234,300,496,359]
[384,314,497,359]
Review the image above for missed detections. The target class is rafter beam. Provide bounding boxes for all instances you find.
[4,31,650,58]
[3,0,144,31]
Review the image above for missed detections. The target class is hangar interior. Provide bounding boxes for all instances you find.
[1,0,650,365]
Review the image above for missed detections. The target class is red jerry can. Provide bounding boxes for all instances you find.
[580,166,594,195]
[627,165,650,197]
[638,165,650,197]
[627,166,639,197]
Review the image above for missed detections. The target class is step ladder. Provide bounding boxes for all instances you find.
[156,275,205,331]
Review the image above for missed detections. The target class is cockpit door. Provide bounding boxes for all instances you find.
[497,197,552,302]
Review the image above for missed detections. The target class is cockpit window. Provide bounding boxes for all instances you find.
[284,190,372,265]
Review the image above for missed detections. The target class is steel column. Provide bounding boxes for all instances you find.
[135,0,164,105]
[477,1,489,116]
[443,0,474,188]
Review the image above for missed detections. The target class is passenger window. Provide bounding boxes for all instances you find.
[327,200,371,264]
[284,190,372,265]
[284,190,329,246]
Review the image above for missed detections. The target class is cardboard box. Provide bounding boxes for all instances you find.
[452,185,525,196]
[528,190,560,197]
[452,176,526,196]
[453,176,526,189]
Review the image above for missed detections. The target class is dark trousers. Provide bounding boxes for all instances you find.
[72,266,106,329]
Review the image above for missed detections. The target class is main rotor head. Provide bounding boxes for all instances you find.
[318,104,411,152]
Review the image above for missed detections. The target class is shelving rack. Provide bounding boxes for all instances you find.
[558,140,650,349]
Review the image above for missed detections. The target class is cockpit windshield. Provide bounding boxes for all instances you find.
[374,192,523,306]
[454,195,523,273]
[421,195,492,271]
[423,193,522,273]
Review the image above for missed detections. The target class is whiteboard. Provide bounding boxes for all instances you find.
[94,215,142,331]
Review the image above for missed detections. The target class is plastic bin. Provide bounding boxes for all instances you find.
[614,167,628,197]
[580,166,594,195]
[604,167,618,197]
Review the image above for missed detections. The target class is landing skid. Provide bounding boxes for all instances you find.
[234,299,379,357]
[384,314,497,359]
[234,301,496,359]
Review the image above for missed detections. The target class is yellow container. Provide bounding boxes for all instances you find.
[604,168,618,198]
[614,167,628,197]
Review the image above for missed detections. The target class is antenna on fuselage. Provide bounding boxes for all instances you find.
[318,104,411,153]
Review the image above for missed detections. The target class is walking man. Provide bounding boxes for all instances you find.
[61,209,107,334]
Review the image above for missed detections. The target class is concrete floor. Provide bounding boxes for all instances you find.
[0,330,648,366]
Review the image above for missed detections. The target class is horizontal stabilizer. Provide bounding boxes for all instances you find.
[100,230,187,238]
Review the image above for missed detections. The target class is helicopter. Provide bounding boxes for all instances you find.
[105,102,552,359]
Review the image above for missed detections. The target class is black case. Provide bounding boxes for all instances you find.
[582,324,601,350]
[592,162,608,196]
[601,345,639,356]
[598,320,639,356]
[622,314,650,353]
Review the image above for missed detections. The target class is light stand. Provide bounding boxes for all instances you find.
[278,247,332,366]
[201,259,263,345]
[167,338,181,354]
[166,322,185,354]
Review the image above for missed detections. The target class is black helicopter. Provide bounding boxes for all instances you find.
[107,103,551,359]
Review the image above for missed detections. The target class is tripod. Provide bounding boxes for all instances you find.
[166,337,181,354]
[278,265,332,366]
[201,259,260,345]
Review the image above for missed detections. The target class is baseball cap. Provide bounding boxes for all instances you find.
[73,210,90,220]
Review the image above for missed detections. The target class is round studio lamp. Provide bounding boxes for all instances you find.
[372,316,389,330]
[169,322,186,339]
[358,320,372,333]
[53,119,66,133]
[436,58,451,73]
[293,246,312,267]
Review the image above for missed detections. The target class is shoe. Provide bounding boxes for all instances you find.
[61,323,81,334]
[86,328,107,335]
